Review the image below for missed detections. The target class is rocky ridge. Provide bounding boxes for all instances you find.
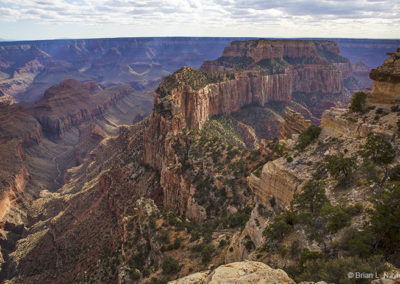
[368,47,400,106]
[170,260,295,283]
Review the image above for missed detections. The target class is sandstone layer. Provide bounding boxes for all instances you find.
[279,107,311,139]
[368,48,400,106]
[248,158,302,208]
[33,79,135,137]
[170,261,295,284]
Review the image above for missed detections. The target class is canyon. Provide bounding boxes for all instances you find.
[0,38,399,283]
[1,37,398,105]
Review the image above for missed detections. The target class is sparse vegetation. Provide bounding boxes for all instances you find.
[369,183,400,257]
[220,206,252,229]
[292,180,328,215]
[291,255,387,284]
[349,91,367,113]
[325,153,356,186]
[361,133,395,165]
[295,125,322,150]
[161,256,181,274]
[157,67,227,95]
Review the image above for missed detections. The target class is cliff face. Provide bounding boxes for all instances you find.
[368,48,400,106]
[279,107,311,139]
[33,79,133,137]
[142,39,351,213]
[212,39,339,63]
[248,158,303,208]
[201,39,348,123]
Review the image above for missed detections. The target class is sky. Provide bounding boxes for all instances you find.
[0,0,399,41]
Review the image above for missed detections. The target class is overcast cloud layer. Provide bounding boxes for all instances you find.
[0,0,399,40]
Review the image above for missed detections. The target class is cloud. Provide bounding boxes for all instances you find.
[0,0,398,38]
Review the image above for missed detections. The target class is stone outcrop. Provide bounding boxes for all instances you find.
[248,158,302,208]
[280,107,311,139]
[320,108,372,138]
[170,261,295,284]
[201,40,346,98]
[368,47,400,106]
[224,205,268,263]
[321,48,400,139]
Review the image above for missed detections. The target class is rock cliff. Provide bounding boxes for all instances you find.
[279,107,311,139]
[201,39,350,123]
[248,157,304,208]
[321,48,400,139]
[33,79,134,137]
[368,47,400,106]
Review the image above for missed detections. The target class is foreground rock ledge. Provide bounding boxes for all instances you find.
[169,260,295,284]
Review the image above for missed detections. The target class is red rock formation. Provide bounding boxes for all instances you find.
[216,40,334,63]
[201,39,348,121]
[142,39,351,212]
[33,79,133,136]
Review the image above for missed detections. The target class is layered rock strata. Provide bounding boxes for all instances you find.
[248,158,303,208]
[170,261,295,284]
[279,107,311,139]
[33,79,133,137]
[368,48,400,106]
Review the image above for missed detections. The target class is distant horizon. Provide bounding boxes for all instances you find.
[1,35,400,43]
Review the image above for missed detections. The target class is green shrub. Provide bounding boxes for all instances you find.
[161,256,181,274]
[245,239,255,251]
[340,228,374,258]
[201,244,213,263]
[286,156,293,163]
[325,153,356,186]
[299,248,323,267]
[150,277,168,284]
[263,211,296,240]
[389,165,400,181]
[349,91,367,113]
[321,204,351,233]
[290,240,301,257]
[296,125,322,150]
[159,230,170,244]
[344,203,363,216]
[129,268,141,280]
[369,183,400,256]
[272,142,287,156]
[294,255,387,284]
[292,180,328,215]
[221,206,252,229]
[129,252,145,270]
[391,105,400,112]
[362,134,395,164]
